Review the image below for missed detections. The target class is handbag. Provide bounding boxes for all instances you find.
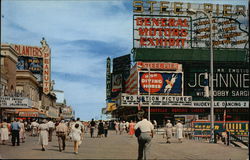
[135,128,141,137]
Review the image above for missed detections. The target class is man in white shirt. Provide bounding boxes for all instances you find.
[134,114,154,160]
[47,119,55,142]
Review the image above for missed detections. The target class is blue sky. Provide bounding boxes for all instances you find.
[1,0,248,121]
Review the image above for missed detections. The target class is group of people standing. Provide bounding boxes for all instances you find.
[0,118,26,146]
[89,119,109,138]
[114,120,137,137]
[165,120,184,143]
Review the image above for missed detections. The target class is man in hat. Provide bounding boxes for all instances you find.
[56,119,68,152]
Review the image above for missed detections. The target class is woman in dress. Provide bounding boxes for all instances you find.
[114,121,119,135]
[38,120,49,151]
[0,119,9,145]
[176,120,184,143]
[165,120,173,143]
[19,119,25,143]
[128,120,135,137]
[71,123,81,154]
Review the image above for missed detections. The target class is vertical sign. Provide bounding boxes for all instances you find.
[106,57,111,100]
[41,38,51,94]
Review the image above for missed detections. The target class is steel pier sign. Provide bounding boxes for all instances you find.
[133,1,248,49]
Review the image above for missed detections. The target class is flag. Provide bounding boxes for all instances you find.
[138,96,142,111]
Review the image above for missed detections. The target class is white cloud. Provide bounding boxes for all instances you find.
[2,0,133,45]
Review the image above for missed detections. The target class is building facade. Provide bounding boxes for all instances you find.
[106,1,249,137]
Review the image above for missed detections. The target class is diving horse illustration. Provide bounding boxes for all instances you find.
[164,74,178,93]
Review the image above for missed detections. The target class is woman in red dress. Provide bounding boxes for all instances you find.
[128,120,135,137]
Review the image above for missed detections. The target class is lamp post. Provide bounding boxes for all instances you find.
[137,64,151,121]
[187,9,215,143]
[147,67,151,122]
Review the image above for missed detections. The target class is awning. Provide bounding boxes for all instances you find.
[15,109,47,118]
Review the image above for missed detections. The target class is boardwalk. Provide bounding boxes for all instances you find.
[0,130,248,159]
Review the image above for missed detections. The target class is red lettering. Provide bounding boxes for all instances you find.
[44,59,49,64]
[145,18,151,26]
[136,17,143,26]
[180,29,188,37]
[148,38,155,46]
[44,53,49,57]
[160,18,167,26]
[44,70,49,75]
[138,28,149,36]
[44,64,49,69]
[168,18,175,26]
[140,37,147,46]
[152,18,159,26]
[169,38,175,46]
[149,28,156,36]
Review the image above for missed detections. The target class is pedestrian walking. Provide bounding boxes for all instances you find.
[129,120,135,137]
[125,121,129,133]
[176,120,184,143]
[75,118,84,146]
[97,120,104,138]
[119,121,125,135]
[56,120,68,152]
[47,119,55,142]
[104,121,109,137]
[38,119,49,151]
[89,119,96,138]
[31,120,39,136]
[71,123,82,154]
[134,114,154,160]
[11,118,21,146]
[153,120,157,129]
[114,121,119,135]
[0,119,9,145]
[165,120,173,143]
[19,119,25,143]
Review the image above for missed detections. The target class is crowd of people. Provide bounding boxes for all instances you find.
[0,117,184,159]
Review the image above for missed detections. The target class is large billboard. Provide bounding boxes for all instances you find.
[133,1,249,49]
[16,57,43,81]
[11,40,51,94]
[139,71,183,95]
[185,64,249,101]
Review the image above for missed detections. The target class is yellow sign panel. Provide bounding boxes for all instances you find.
[106,103,117,112]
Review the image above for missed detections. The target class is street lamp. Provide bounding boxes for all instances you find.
[187,9,215,143]
[147,67,151,122]
[137,64,151,122]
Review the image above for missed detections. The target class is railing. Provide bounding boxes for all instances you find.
[229,133,249,147]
